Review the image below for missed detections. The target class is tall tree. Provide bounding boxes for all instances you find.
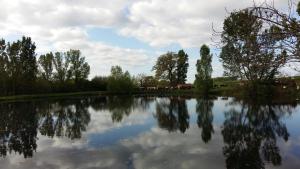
[66,49,90,83]
[0,39,8,95]
[176,50,189,84]
[19,37,38,83]
[220,10,287,84]
[195,45,213,93]
[6,36,38,94]
[152,52,177,86]
[39,52,54,81]
[53,52,70,83]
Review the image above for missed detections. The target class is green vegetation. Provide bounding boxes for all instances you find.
[107,66,136,93]
[152,50,189,86]
[220,9,287,94]
[195,45,213,94]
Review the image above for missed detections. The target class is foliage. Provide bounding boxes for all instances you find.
[0,37,94,95]
[245,1,300,62]
[39,52,54,81]
[153,52,177,86]
[176,50,189,84]
[90,76,108,91]
[220,10,287,84]
[139,75,158,87]
[53,52,71,84]
[107,66,136,93]
[153,50,189,86]
[67,49,90,84]
[0,36,38,94]
[195,44,213,93]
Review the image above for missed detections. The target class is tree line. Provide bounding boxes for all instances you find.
[0,37,137,96]
[0,37,93,95]
[0,35,212,96]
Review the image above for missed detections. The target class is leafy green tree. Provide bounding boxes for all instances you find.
[39,52,54,81]
[66,49,90,83]
[107,66,135,92]
[19,37,38,84]
[220,10,287,84]
[153,52,177,86]
[195,45,213,93]
[53,52,71,83]
[5,36,38,94]
[176,50,189,84]
[0,39,8,95]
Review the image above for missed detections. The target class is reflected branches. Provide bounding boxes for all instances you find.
[222,100,295,169]
[155,97,189,133]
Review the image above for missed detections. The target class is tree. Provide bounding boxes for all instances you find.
[195,45,213,93]
[107,66,135,92]
[220,10,287,85]
[153,52,177,86]
[0,39,8,95]
[244,1,300,63]
[19,37,38,83]
[6,36,38,94]
[53,52,71,83]
[39,52,54,81]
[176,50,189,84]
[66,49,90,83]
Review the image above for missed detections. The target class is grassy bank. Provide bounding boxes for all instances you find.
[1,85,299,102]
[0,91,111,101]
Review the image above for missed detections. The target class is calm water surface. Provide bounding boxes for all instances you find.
[0,96,300,169]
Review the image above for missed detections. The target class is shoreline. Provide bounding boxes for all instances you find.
[0,87,298,102]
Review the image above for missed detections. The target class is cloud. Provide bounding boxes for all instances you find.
[120,0,288,48]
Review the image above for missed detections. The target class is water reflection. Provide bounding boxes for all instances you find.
[0,96,298,169]
[222,99,295,169]
[38,99,91,139]
[155,97,189,133]
[0,102,38,158]
[196,97,215,143]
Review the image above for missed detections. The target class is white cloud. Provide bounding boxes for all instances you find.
[121,0,288,48]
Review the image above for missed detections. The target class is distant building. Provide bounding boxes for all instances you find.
[176,84,193,89]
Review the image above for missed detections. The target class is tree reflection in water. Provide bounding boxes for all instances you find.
[0,102,38,158]
[0,98,91,158]
[154,97,190,133]
[89,96,154,122]
[222,99,295,169]
[38,99,91,139]
[196,97,215,143]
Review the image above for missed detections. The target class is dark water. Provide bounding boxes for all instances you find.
[0,96,300,169]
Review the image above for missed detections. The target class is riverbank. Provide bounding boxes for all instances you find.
[0,89,214,102]
[0,86,299,102]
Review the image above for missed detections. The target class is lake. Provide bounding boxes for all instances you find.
[0,96,300,169]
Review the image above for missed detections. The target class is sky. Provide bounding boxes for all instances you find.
[0,0,292,83]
